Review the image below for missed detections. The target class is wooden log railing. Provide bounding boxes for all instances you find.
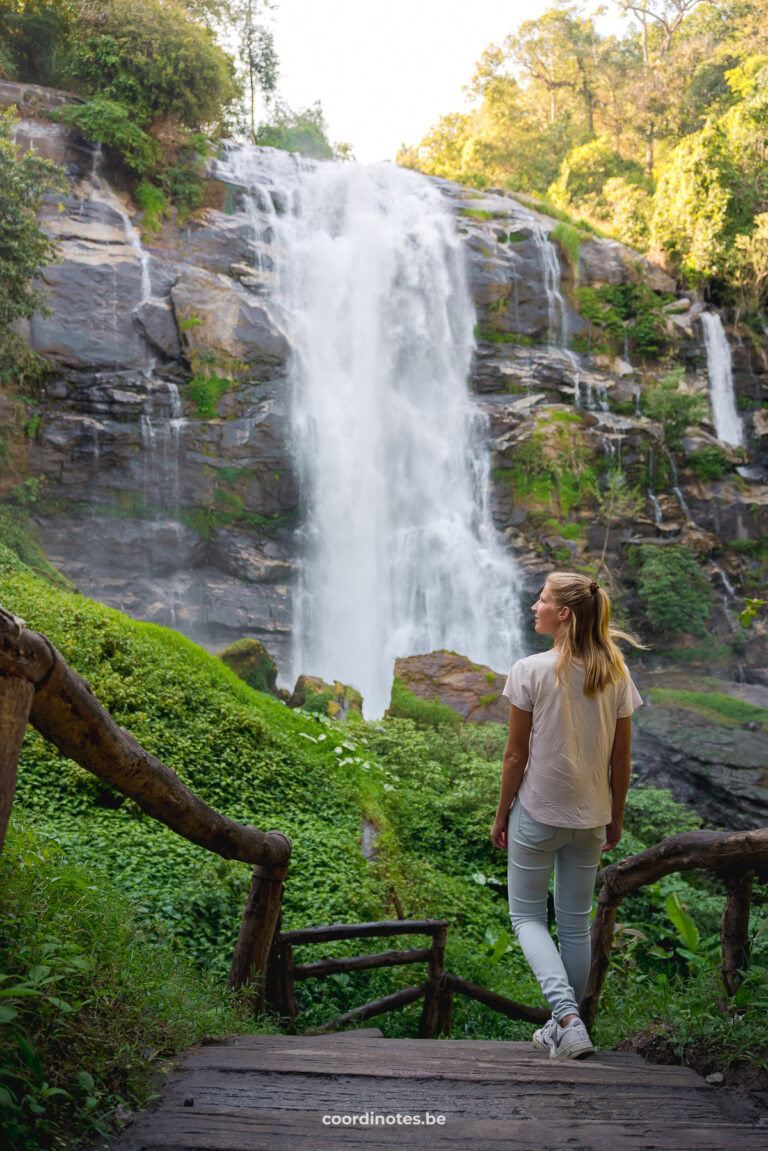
[266,918,549,1036]
[0,606,291,1012]
[580,828,768,1031]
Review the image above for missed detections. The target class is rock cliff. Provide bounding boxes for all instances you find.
[3,82,767,685]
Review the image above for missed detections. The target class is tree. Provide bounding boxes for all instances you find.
[617,0,715,172]
[642,367,706,449]
[0,109,62,336]
[633,543,712,635]
[596,468,644,572]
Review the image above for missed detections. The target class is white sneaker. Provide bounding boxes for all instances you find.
[549,1016,595,1060]
[532,1017,558,1054]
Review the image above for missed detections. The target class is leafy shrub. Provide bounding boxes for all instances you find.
[0,109,62,334]
[187,370,232,418]
[254,101,335,160]
[548,137,648,216]
[62,0,238,131]
[134,180,167,233]
[57,98,159,175]
[642,367,707,448]
[603,176,652,250]
[0,817,261,1151]
[686,445,729,481]
[576,283,670,359]
[632,545,713,636]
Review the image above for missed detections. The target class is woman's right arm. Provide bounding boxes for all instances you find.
[606,716,632,850]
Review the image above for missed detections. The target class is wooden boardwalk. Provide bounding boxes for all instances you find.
[113,1030,765,1150]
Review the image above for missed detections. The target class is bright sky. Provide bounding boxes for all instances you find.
[268,1,628,163]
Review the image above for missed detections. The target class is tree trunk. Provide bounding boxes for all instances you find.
[720,870,754,996]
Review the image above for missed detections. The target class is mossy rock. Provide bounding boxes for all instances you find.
[218,637,279,696]
[288,675,363,720]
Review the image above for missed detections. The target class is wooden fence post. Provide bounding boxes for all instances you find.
[0,673,35,853]
[579,896,621,1033]
[228,843,290,1014]
[720,869,754,997]
[279,941,297,1033]
[419,925,447,1038]
[436,976,454,1038]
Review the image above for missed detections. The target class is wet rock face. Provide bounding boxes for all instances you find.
[7,93,768,689]
[631,705,768,831]
[393,650,511,724]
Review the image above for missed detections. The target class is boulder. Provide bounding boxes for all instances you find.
[219,636,280,695]
[170,265,288,374]
[287,675,363,719]
[393,650,510,724]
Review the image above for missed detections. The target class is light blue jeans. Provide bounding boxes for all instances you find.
[507,796,604,1023]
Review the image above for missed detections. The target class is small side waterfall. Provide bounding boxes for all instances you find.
[647,445,663,527]
[218,147,523,716]
[531,227,583,406]
[701,313,744,448]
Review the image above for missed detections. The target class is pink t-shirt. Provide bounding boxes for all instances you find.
[502,648,643,827]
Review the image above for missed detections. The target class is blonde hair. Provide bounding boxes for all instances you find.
[545,571,647,697]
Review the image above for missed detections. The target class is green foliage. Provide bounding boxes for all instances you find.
[0,817,263,1151]
[134,181,167,233]
[460,208,495,220]
[253,100,338,161]
[187,370,231,418]
[62,0,238,131]
[387,678,462,728]
[632,545,713,637]
[0,108,62,337]
[649,688,768,733]
[602,177,652,249]
[576,283,670,359]
[57,98,159,175]
[686,445,729,481]
[641,368,707,449]
[548,137,647,216]
[551,221,584,274]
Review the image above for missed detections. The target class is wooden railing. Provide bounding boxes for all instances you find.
[265,918,548,1036]
[0,606,291,1011]
[581,827,768,1029]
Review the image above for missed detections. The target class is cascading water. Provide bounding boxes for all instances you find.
[531,227,583,407]
[701,313,744,448]
[218,147,523,716]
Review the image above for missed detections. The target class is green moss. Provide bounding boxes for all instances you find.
[187,371,232,419]
[551,221,584,273]
[460,207,494,220]
[387,677,462,727]
[484,671,496,684]
[649,689,768,732]
[479,693,499,707]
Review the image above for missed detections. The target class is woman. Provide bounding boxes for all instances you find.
[491,572,644,1061]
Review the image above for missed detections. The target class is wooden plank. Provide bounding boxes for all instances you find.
[225,1036,647,1064]
[159,1070,731,1123]
[113,1108,768,1151]
[293,947,431,979]
[178,1041,704,1087]
[280,920,449,945]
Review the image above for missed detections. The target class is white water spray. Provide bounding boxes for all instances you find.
[701,313,744,448]
[219,148,523,716]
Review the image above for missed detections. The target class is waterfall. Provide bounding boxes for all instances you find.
[647,445,663,527]
[664,447,692,521]
[701,313,744,448]
[531,227,582,406]
[218,147,523,716]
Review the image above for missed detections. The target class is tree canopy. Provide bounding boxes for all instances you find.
[397,0,768,302]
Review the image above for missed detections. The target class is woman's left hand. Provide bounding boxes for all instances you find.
[491,815,508,850]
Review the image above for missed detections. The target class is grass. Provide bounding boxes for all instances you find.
[649,689,768,733]
[0,817,269,1151]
